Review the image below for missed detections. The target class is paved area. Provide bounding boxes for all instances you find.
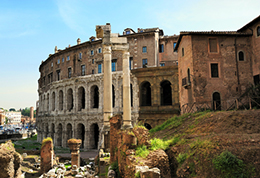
[57,150,98,159]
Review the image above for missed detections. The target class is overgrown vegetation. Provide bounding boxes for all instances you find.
[134,171,141,178]
[176,153,187,164]
[41,137,52,148]
[135,145,150,158]
[110,161,120,178]
[213,151,250,178]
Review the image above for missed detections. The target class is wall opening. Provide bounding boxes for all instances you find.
[59,90,63,111]
[78,87,85,111]
[91,85,99,108]
[130,84,133,107]
[51,123,55,142]
[45,123,49,138]
[47,93,49,111]
[52,92,55,111]
[90,123,99,149]
[140,81,151,106]
[77,123,85,148]
[57,123,62,147]
[160,80,172,106]
[112,85,115,108]
[144,123,152,130]
[66,123,72,147]
[67,88,73,111]
[212,92,221,111]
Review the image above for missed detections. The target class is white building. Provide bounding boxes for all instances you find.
[5,111,21,124]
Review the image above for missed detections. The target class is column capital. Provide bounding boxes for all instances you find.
[102,45,112,54]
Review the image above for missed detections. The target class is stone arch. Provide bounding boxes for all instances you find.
[45,123,49,138]
[77,123,85,148]
[51,91,55,111]
[90,85,99,108]
[66,123,73,147]
[50,123,55,142]
[67,88,73,111]
[47,93,49,111]
[212,92,221,111]
[160,80,172,106]
[144,123,152,130]
[90,123,99,149]
[59,90,63,111]
[112,85,115,108]
[57,123,62,146]
[78,86,86,111]
[140,81,151,106]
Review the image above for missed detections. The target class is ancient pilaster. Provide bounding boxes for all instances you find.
[122,51,132,129]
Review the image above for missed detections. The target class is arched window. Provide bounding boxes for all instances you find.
[140,81,151,106]
[212,92,221,111]
[238,51,244,61]
[51,92,55,111]
[160,80,172,106]
[187,68,191,83]
[67,89,73,111]
[112,85,115,108]
[257,26,260,37]
[91,85,99,108]
[77,123,85,148]
[90,123,99,149]
[59,90,63,111]
[144,123,152,130]
[47,94,49,112]
[78,87,85,111]
[57,124,62,146]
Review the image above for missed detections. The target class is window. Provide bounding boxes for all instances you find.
[257,26,260,37]
[57,59,60,64]
[92,59,95,64]
[51,62,53,67]
[142,59,147,68]
[182,48,184,57]
[98,64,102,73]
[112,61,116,72]
[57,70,60,81]
[48,73,53,83]
[67,56,70,61]
[129,57,133,70]
[98,48,102,53]
[81,65,85,76]
[160,63,165,66]
[142,46,147,53]
[126,31,130,34]
[79,53,82,59]
[173,42,177,52]
[92,69,94,74]
[159,44,164,53]
[62,58,64,63]
[68,68,72,78]
[209,38,218,53]
[91,39,94,42]
[238,51,244,61]
[91,50,94,55]
[211,63,219,78]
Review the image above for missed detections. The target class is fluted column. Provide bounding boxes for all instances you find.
[103,45,112,131]
[122,51,132,129]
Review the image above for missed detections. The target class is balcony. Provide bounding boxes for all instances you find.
[182,77,191,89]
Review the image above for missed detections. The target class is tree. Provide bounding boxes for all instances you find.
[21,107,30,117]
[5,117,8,125]
[9,108,15,111]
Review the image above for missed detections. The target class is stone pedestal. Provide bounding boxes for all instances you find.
[68,139,82,168]
[40,138,54,173]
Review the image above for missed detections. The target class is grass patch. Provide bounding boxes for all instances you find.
[110,161,120,178]
[135,145,150,158]
[176,153,187,164]
[150,113,192,133]
[213,151,250,178]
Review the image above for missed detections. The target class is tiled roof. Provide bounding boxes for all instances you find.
[237,15,260,32]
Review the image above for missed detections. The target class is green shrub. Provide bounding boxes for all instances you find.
[110,161,120,178]
[176,153,187,164]
[213,151,249,178]
[135,171,141,178]
[136,145,150,158]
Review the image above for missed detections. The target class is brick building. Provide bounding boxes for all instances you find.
[176,15,260,113]
[37,26,179,149]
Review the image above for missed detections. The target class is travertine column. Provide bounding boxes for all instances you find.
[103,45,113,131]
[122,51,132,129]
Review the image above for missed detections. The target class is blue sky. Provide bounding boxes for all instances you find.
[0,0,259,110]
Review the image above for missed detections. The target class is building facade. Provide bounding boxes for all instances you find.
[176,15,260,113]
[5,111,21,124]
[37,26,179,149]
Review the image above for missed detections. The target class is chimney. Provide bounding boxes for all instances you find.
[77,38,81,45]
[54,46,58,53]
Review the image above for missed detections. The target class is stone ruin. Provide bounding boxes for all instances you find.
[0,140,23,178]
[109,115,172,178]
[40,137,54,173]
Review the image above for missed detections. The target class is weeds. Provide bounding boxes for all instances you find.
[176,153,187,164]
[135,145,150,158]
[213,151,249,178]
